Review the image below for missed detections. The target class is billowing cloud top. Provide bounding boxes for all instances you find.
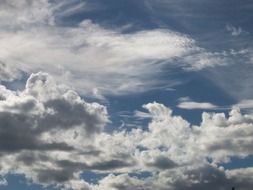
[0,73,252,190]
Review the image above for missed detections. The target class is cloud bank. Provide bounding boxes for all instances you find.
[0,73,253,189]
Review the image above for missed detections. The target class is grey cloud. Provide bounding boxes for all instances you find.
[164,164,253,190]
[42,98,105,134]
[1,85,253,190]
[164,164,230,190]
[16,152,50,165]
[89,160,134,171]
[55,159,133,172]
[0,111,75,153]
[146,156,177,169]
[97,164,251,190]
[97,174,152,190]
[0,62,21,82]
[228,167,253,190]
[0,72,109,189]
[36,168,75,184]
[56,160,87,170]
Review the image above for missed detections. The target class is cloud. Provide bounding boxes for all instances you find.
[177,97,219,110]
[233,99,253,110]
[0,0,53,27]
[227,167,253,189]
[1,1,253,189]
[0,83,253,189]
[145,155,177,169]
[0,178,7,186]
[0,20,196,96]
[0,0,234,97]
[0,72,109,189]
[94,102,253,189]
[226,24,242,36]
[0,62,22,81]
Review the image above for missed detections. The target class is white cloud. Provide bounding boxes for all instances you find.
[177,97,218,110]
[0,18,196,95]
[234,99,253,109]
[0,0,53,27]
[0,80,253,189]
[226,24,243,36]
[0,0,233,97]
[94,174,149,190]
[93,102,253,189]
[0,178,7,186]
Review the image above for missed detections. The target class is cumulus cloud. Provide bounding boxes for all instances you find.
[93,102,253,190]
[0,79,253,189]
[0,72,109,189]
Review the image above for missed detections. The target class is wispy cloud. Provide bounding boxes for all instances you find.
[177,97,219,110]
[0,0,238,98]
[226,24,243,36]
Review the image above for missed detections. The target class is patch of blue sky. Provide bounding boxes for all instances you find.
[1,73,28,91]
[81,171,152,185]
[81,171,108,185]
[0,174,56,190]
[106,66,235,130]
[220,156,253,170]
[53,0,156,31]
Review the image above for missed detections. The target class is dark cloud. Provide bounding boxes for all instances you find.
[89,159,134,171]
[0,72,108,154]
[146,156,177,169]
[0,72,109,188]
[16,152,50,166]
[36,168,75,184]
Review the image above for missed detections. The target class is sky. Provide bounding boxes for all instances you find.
[0,0,253,190]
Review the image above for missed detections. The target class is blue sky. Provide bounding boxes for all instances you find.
[0,0,253,190]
